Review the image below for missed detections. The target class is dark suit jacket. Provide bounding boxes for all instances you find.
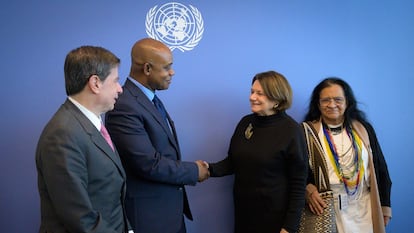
[105,79,198,233]
[36,99,129,233]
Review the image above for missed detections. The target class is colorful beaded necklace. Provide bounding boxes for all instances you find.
[323,124,365,197]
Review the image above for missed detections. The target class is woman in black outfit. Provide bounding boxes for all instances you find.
[208,71,308,233]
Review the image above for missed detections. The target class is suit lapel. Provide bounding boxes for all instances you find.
[63,100,126,179]
[125,80,180,151]
[90,134,126,178]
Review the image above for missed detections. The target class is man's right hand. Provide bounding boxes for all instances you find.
[195,160,210,182]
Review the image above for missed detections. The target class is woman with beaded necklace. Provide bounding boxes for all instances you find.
[302,77,392,233]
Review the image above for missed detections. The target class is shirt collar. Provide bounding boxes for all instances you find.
[68,96,102,130]
[128,76,155,101]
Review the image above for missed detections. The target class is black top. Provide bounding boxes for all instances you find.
[210,111,308,233]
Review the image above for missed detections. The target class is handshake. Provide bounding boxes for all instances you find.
[195,160,210,182]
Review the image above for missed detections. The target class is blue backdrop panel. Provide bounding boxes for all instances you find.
[0,1,413,232]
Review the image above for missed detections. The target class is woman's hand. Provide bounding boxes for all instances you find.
[306,185,327,215]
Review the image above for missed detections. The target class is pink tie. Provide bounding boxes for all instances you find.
[100,123,114,151]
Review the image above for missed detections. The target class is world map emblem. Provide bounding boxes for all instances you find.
[145,2,204,52]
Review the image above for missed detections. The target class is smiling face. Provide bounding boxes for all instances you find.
[146,49,174,91]
[318,84,347,125]
[130,39,175,92]
[249,80,278,116]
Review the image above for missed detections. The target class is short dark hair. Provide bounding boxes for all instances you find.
[252,70,293,111]
[64,46,120,96]
[304,77,366,125]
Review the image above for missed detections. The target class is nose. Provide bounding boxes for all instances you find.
[117,83,123,94]
[326,99,337,107]
[249,93,256,101]
[169,68,175,76]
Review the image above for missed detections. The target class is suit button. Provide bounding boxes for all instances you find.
[178,187,183,191]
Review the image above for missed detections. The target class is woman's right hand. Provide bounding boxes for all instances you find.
[306,184,327,215]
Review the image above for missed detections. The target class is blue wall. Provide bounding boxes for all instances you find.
[1,1,413,232]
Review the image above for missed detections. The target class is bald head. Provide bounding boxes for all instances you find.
[129,38,174,91]
[129,38,172,78]
[131,38,170,65]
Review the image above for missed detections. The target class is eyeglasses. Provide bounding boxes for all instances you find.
[319,97,345,106]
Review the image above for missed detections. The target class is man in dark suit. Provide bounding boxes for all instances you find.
[105,38,209,233]
[36,46,131,233]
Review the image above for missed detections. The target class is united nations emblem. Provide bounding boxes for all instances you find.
[145,2,204,52]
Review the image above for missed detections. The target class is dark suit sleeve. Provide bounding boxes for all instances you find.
[36,125,117,233]
[106,95,198,185]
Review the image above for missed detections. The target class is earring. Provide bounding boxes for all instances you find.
[273,103,279,109]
